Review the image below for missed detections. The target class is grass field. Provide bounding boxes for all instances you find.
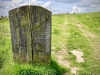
[0,12,100,75]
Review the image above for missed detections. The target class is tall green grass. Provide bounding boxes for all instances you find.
[52,12,100,75]
[0,17,69,75]
[0,12,100,75]
[74,12,100,75]
[52,14,68,51]
[65,15,96,75]
[75,12,100,35]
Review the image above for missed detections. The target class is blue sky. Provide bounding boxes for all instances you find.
[0,0,100,16]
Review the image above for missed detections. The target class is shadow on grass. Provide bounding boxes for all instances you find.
[0,54,5,71]
[14,59,70,75]
[50,59,70,75]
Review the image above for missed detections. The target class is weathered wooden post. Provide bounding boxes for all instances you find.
[9,5,52,64]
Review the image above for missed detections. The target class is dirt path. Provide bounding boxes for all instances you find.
[71,17,96,39]
[52,15,100,75]
[71,16,100,60]
[52,17,83,75]
[52,49,80,75]
[71,50,84,62]
[52,17,71,69]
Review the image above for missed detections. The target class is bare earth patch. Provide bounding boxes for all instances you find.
[71,50,84,62]
[55,49,70,68]
[53,49,80,75]
[52,18,81,75]
[71,67,79,75]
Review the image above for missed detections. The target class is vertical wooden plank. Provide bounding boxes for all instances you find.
[16,6,32,63]
[9,8,20,62]
[9,5,52,64]
[30,6,52,63]
[9,6,32,63]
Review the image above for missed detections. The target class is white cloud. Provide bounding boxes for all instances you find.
[0,0,100,16]
[51,0,81,3]
[0,0,53,16]
[42,1,52,7]
[27,0,43,5]
[12,0,23,3]
[77,0,100,8]
[71,6,81,13]
[68,0,100,13]
[42,1,53,10]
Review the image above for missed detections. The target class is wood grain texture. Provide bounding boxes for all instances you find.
[9,5,52,64]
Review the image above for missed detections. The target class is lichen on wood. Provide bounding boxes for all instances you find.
[9,5,52,64]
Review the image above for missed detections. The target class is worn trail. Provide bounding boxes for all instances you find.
[52,16,82,75]
[52,15,100,75]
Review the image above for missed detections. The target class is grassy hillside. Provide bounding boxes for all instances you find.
[0,18,69,75]
[52,12,100,75]
[0,12,100,75]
